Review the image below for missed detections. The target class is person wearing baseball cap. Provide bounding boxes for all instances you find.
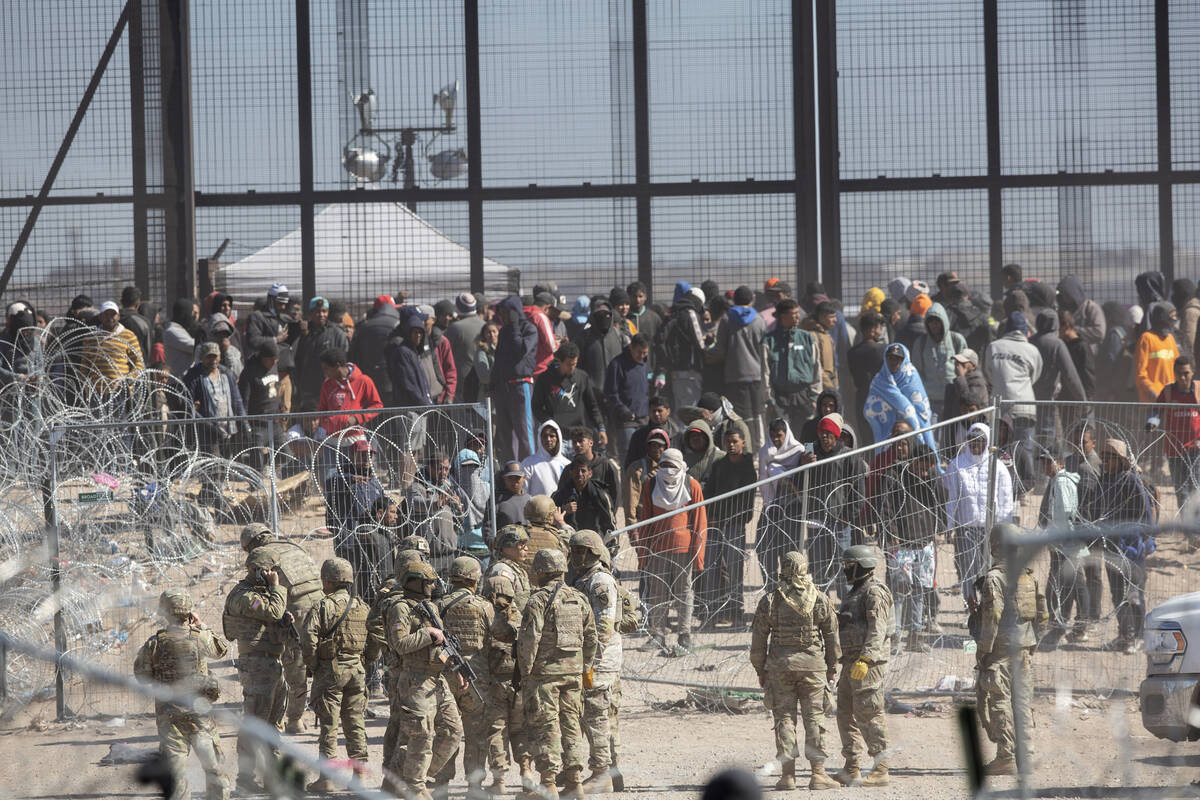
[78,299,145,394]
[183,338,249,478]
[244,283,292,362]
[293,294,349,413]
[495,460,529,527]
[942,347,989,432]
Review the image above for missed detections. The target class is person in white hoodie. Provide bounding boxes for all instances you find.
[522,419,570,496]
[755,418,808,586]
[944,422,1014,604]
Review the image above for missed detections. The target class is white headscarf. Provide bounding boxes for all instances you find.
[651,448,691,512]
[956,422,991,466]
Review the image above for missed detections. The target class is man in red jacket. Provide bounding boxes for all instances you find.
[1153,354,1200,507]
[317,348,383,437]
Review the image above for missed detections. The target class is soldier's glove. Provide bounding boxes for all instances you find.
[849,658,869,681]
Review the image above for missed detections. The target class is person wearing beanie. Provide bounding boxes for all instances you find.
[797,412,868,593]
[444,292,487,399]
[707,285,768,452]
[1135,301,1179,403]
[984,311,1042,490]
[609,286,636,338]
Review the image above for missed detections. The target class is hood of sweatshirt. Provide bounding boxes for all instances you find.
[727,304,757,331]
[500,295,525,320]
[1172,279,1198,311]
[1056,275,1087,312]
[1034,308,1060,338]
[1004,288,1031,318]
[1026,281,1055,310]
[1150,301,1177,335]
[1136,271,1166,307]
[925,302,951,341]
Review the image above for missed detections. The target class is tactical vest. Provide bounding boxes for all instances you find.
[368,584,406,667]
[149,627,205,686]
[485,558,531,613]
[258,541,322,614]
[441,589,488,654]
[769,588,820,651]
[839,579,893,657]
[395,597,446,673]
[545,581,587,654]
[521,526,567,573]
[314,593,369,660]
[222,583,285,655]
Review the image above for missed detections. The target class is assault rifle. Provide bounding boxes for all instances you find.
[417,599,483,702]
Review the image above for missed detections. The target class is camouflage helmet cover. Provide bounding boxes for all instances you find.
[245,548,278,572]
[569,529,606,557]
[321,557,354,584]
[240,522,274,552]
[496,524,529,549]
[402,560,439,586]
[400,534,430,555]
[449,556,483,582]
[525,495,557,525]
[159,589,193,616]
[532,547,568,575]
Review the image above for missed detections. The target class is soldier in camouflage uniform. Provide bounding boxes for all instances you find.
[432,556,511,797]
[134,589,230,800]
[222,548,289,792]
[749,551,841,791]
[522,496,570,573]
[367,556,412,776]
[241,522,322,733]
[568,530,622,792]
[301,557,371,793]
[384,560,465,800]
[517,548,598,800]
[974,523,1048,776]
[832,545,893,787]
[482,524,535,791]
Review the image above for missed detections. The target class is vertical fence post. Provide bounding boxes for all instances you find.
[267,420,280,532]
[984,404,1001,547]
[485,399,498,543]
[47,431,66,720]
[0,634,7,704]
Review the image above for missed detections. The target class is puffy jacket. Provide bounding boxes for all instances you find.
[944,424,1014,528]
[911,302,967,405]
[1031,309,1086,402]
[492,295,539,384]
[348,304,400,404]
[984,330,1042,419]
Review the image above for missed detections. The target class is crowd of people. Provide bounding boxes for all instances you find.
[74,264,1192,796]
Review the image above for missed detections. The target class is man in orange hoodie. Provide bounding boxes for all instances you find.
[635,447,707,653]
[1136,302,1179,402]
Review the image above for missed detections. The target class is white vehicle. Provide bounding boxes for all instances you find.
[1140,591,1200,741]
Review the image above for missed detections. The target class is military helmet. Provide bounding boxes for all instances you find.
[245,548,278,572]
[159,589,193,617]
[496,524,529,550]
[320,557,354,585]
[240,522,274,552]
[402,561,439,586]
[450,556,483,583]
[842,545,878,570]
[989,522,1021,560]
[780,551,809,580]
[525,495,557,525]
[532,548,568,575]
[400,534,430,556]
[569,529,606,557]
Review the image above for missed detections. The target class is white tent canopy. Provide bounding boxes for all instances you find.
[214,202,516,307]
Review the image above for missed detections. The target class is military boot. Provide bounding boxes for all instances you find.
[381,774,404,797]
[537,773,560,800]
[562,767,586,800]
[487,774,507,796]
[808,763,839,791]
[582,768,613,793]
[984,755,1017,776]
[774,759,796,790]
[306,776,338,794]
[860,761,889,787]
[519,758,536,792]
[284,717,306,735]
[832,759,859,786]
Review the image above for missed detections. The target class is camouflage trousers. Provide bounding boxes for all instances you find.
[977,650,1034,763]
[765,670,827,763]
[835,663,888,761]
[310,659,368,762]
[156,708,228,800]
[434,671,492,784]
[389,671,463,789]
[524,673,586,778]
[281,635,309,726]
[484,676,530,772]
[582,672,621,771]
[235,653,286,781]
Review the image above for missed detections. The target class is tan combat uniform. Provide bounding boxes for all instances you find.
[976,564,1047,768]
[750,570,840,775]
[251,539,322,729]
[301,587,370,763]
[521,525,570,574]
[134,622,229,800]
[434,586,500,785]
[366,577,406,770]
[516,576,598,785]
[836,577,893,769]
[384,593,465,792]
[222,578,288,785]
[573,562,622,773]
[482,557,533,774]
